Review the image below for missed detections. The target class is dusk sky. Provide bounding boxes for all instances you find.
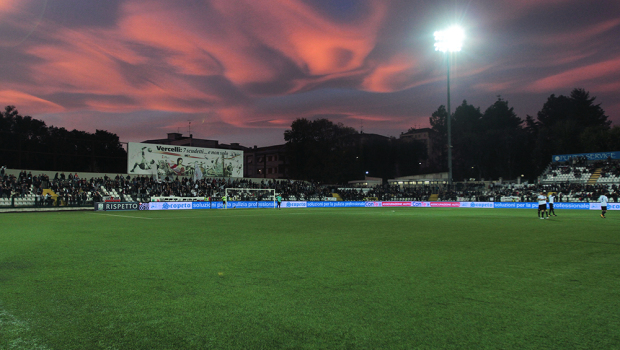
[1,0,619,147]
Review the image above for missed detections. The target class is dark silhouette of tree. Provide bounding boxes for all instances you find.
[528,88,611,173]
[479,97,528,180]
[284,118,358,182]
[1,105,127,172]
[451,100,483,181]
[284,118,425,183]
[429,105,448,172]
[429,97,539,181]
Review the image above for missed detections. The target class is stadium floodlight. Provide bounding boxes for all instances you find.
[434,25,464,188]
[434,26,464,53]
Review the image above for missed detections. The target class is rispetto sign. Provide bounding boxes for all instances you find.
[94,202,140,211]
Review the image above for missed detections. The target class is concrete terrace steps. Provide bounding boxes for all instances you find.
[587,168,602,185]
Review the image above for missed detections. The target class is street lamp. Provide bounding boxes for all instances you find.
[434,25,464,188]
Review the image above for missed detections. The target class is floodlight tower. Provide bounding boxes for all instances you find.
[434,26,464,187]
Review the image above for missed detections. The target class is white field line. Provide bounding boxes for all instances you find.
[95,213,153,219]
[92,208,349,220]
[93,207,412,220]
[506,265,565,276]
[0,304,50,350]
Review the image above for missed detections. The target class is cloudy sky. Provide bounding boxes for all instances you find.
[1,0,619,147]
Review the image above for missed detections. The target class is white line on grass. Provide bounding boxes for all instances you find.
[127,210,334,220]
[95,213,153,219]
[151,212,310,220]
[95,208,384,220]
[0,303,50,349]
[506,265,565,276]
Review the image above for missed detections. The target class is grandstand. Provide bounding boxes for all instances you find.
[1,152,619,211]
[533,153,619,202]
[540,153,620,185]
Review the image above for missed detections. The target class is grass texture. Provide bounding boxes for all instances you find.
[1,208,619,349]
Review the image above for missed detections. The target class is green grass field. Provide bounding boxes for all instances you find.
[1,208,619,349]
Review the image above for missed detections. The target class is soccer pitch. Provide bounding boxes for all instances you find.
[1,208,619,349]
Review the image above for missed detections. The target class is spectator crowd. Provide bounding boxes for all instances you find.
[1,162,619,208]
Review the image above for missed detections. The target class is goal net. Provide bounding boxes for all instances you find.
[225,188,276,208]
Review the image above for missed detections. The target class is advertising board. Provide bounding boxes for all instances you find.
[552,151,620,163]
[94,202,139,211]
[148,202,192,210]
[460,202,494,208]
[127,142,243,178]
[429,202,461,208]
[381,201,412,207]
[136,200,618,211]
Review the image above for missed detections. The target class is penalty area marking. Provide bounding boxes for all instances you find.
[0,303,50,350]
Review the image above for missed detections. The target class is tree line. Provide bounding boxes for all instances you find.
[285,88,620,183]
[0,106,127,173]
[2,87,618,182]
[283,118,427,184]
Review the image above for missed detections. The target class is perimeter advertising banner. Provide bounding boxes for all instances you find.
[94,202,140,211]
[552,151,620,163]
[138,200,619,211]
[127,142,243,178]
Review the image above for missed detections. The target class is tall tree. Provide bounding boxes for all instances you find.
[284,118,425,183]
[428,98,530,181]
[479,97,527,180]
[429,105,448,173]
[284,118,358,182]
[0,105,127,172]
[529,88,610,172]
[451,100,483,181]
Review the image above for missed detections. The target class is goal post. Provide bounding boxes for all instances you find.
[225,188,276,208]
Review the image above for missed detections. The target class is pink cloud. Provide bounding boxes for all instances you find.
[22,22,229,113]
[480,0,574,24]
[0,0,23,15]
[0,90,64,113]
[346,115,397,122]
[534,18,620,46]
[591,82,620,94]
[528,56,620,92]
[3,0,619,147]
[0,0,48,47]
[119,0,388,92]
[267,119,290,125]
[472,81,515,93]
[361,55,420,92]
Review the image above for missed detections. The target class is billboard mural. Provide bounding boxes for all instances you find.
[127,142,243,178]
